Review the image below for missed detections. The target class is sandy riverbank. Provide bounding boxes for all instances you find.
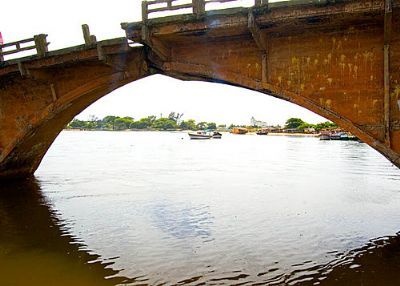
[266,132,318,137]
[244,132,317,137]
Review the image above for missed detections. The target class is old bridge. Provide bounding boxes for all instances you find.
[0,0,399,179]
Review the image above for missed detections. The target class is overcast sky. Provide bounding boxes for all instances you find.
[1,0,326,125]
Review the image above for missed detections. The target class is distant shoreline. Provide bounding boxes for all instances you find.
[64,129,319,137]
[265,132,318,137]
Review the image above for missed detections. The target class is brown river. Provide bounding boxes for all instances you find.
[1,131,400,285]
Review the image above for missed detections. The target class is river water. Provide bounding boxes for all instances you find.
[1,131,400,285]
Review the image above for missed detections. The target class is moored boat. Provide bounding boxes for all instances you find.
[319,131,331,140]
[319,134,331,140]
[319,131,360,141]
[212,132,222,139]
[188,131,212,140]
[231,127,248,134]
[256,129,269,135]
[329,132,342,140]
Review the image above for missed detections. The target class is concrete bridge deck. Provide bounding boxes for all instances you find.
[0,0,400,179]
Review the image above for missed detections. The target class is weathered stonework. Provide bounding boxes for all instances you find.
[123,0,400,169]
[0,39,148,179]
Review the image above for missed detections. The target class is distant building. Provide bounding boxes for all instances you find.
[251,117,269,128]
[284,128,301,133]
[304,127,316,134]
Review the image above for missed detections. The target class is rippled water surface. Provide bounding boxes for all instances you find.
[2,131,400,285]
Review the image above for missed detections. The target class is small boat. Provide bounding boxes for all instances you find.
[319,131,331,140]
[319,131,360,141]
[212,132,222,139]
[188,131,212,140]
[319,134,331,140]
[256,129,269,135]
[329,133,342,140]
[231,127,248,134]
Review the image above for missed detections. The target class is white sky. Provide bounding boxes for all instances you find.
[1,0,326,125]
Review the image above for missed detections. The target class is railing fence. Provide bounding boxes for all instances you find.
[142,0,269,20]
[0,34,49,62]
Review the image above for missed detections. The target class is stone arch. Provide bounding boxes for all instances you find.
[0,45,148,179]
[1,19,400,179]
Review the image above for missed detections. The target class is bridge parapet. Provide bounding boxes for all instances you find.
[0,34,49,62]
[142,0,269,20]
[0,24,100,64]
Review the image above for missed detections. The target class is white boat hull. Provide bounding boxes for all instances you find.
[188,133,212,140]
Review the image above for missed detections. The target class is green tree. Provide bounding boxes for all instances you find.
[152,118,177,130]
[206,122,217,130]
[132,116,156,129]
[102,115,118,130]
[87,115,100,129]
[285,118,305,129]
[68,119,87,129]
[114,117,134,130]
[297,122,315,131]
[103,115,118,123]
[314,121,338,131]
[146,115,157,125]
[167,112,184,123]
[180,119,197,130]
[196,122,208,130]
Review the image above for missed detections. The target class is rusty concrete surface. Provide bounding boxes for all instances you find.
[0,40,148,179]
[123,0,400,169]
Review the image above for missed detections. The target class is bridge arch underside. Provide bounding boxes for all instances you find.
[0,47,148,179]
[1,7,400,179]
[161,70,400,170]
[1,68,399,181]
[135,2,400,169]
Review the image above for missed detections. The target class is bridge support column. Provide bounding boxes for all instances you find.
[248,12,268,83]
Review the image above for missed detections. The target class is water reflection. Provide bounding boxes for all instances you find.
[2,178,400,285]
[294,234,400,286]
[0,179,133,286]
[7,132,400,285]
[151,203,212,240]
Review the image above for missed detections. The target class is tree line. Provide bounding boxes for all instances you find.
[67,113,218,131]
[67,114,337,132]
[228,118,338,132]
[284,118,337,131]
